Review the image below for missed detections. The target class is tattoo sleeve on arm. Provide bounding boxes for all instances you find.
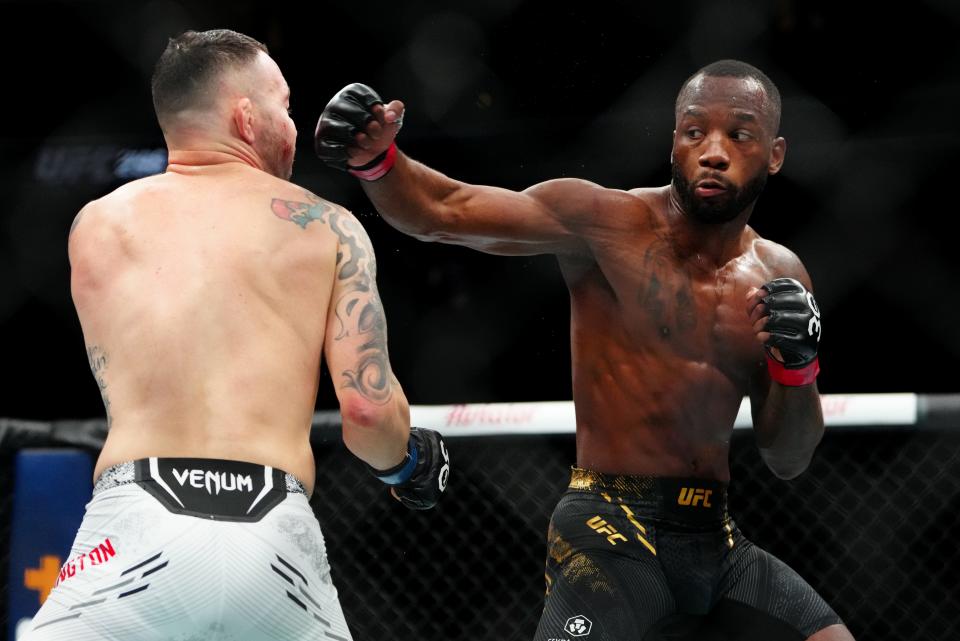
[87,345,112,427]
[272,191,395,405]
[330,212,394,404]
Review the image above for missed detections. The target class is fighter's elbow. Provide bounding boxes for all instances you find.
[339,393,410,469]
[405,206,462,242]
[760,449,812,480]
[340,396,395,431]
[408,227,446,243]
[768,465,807,481]
[383,212,445,243]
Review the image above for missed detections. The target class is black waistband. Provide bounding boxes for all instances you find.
[568,467,729,524]
[95,458,305,523]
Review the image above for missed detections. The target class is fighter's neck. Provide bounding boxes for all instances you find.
[166,142,266,175]
[664,185,753,267]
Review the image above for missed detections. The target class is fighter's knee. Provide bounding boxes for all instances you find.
[806,623,856,641]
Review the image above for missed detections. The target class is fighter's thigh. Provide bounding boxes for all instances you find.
[534,547,673,641]
[712,539,845,641]
[806,623,856,641]
[24,490,350,641]
[20,487,174,640]
[245,494,353,640]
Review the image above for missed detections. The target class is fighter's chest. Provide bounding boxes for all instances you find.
[594,239,766,364]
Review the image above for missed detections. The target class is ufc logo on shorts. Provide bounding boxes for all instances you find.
[677,487,713,507]
[586,516,627,545]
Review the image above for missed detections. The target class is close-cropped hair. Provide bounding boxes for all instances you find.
[676,59,782,134]
[151,29,269,125]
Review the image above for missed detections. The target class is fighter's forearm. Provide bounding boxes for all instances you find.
[753,383,824,479]
[360,151,463,239]
[342,417,409,471]
[340,381,411,471]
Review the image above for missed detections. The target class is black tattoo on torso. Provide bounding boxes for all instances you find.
[636,233,697,336]
[87,345,112,427]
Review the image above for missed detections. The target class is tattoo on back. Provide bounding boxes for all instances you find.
[270,198,335,230]
[271,192,394,405]
[87,346,112,428]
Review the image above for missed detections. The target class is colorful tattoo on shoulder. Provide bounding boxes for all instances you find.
[271,192,336,229]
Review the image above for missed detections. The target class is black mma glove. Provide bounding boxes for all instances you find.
[315,83,397,180]
[759,277,822,386]
[368,427,449,510]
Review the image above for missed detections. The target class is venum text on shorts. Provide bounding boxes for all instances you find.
[171,467,254,495]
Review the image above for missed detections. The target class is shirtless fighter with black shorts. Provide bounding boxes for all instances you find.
[23,29,449,641]
[315,60,853,640]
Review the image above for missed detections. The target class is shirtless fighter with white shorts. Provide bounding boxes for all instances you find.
[23,29,450,641]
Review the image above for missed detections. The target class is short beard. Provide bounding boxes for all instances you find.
[672,163,767,224]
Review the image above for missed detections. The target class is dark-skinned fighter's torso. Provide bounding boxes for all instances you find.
[353,73,803,483]
[329,66,848,640]
[558,185,783,480]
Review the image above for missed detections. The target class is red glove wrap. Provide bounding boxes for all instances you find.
[347,142,397,181]
[766,354,819,386]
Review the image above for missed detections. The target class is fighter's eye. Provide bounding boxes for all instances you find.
[686,128,704,140]
[732,130,753,141]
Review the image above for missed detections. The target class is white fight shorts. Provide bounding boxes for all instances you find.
[22,457,353,641]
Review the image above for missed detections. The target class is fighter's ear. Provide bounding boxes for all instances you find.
[768,136,786,175]
[233,98,256,144]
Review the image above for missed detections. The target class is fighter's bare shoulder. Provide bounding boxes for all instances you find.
[624,185,669,221]
[526,177,657,231]
[68,175,153,237]
[267,180,355,233]
[67,192,124,268]
[748,231,813,288]
[69,200,97,237]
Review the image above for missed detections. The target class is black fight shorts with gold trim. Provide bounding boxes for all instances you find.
[533,468,843,641]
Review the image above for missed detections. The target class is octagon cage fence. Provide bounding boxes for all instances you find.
[1,393,958,640]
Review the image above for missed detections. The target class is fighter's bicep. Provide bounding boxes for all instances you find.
[322,214,396,406]
[438,179,594,256]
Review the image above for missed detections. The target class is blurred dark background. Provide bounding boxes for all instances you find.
[1,0,958,421]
